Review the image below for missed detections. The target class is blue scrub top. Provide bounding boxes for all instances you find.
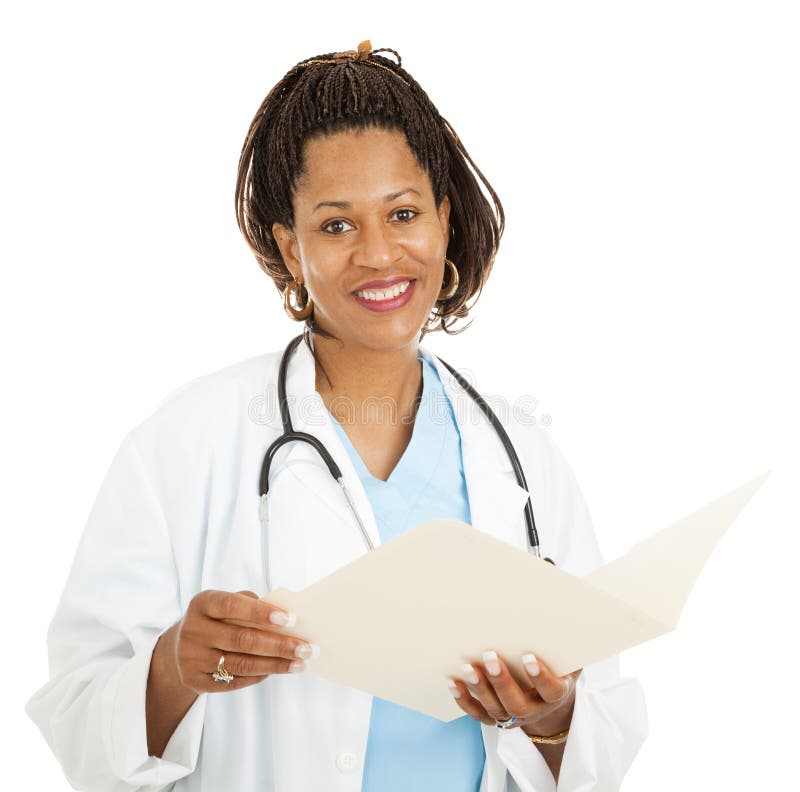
[326,353,486,792]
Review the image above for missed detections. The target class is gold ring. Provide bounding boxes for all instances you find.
[212,654,234,684]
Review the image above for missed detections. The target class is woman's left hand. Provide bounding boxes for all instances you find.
[447,650,581,736]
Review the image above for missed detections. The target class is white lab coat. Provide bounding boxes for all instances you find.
[26,338,648,792]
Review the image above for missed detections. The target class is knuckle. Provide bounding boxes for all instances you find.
[236,628,257,653]
[275,635,295,659]
[187,592,203,613]
[191,589,215,614]
[235,653,258,676]
[219,592,239,617]
[178,614,199,642]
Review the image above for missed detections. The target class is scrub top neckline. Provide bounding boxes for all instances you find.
[325,355,448,489]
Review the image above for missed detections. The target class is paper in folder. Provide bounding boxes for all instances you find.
[254,472,769,722]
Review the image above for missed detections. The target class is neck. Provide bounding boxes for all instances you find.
[311,333,423,426]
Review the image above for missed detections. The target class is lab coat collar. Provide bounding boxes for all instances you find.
[275,335,532,556]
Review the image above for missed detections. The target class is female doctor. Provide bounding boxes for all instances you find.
[26,41,647,791]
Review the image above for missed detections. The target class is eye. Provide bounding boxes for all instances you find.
[393,208,419,223]
[321,218,355,235]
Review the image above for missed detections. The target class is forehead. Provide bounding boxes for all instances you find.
[296,127,428,198]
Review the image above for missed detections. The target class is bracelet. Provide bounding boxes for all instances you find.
[526,727,570,745]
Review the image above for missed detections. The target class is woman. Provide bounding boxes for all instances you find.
[26,41,647,791]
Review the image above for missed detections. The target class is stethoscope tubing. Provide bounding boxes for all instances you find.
[258,334,543,592]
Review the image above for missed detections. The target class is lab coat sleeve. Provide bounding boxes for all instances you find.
[25,429,207,792]
[496,428,648,792]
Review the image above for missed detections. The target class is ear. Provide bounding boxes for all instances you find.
[272,222,302,281]
[437,195,451,246]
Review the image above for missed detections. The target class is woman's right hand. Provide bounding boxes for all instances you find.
[171,589,318,694]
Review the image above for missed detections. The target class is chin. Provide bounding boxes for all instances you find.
[346,321,425,352]
[315,299,435,350]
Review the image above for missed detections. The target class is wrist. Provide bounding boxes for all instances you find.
[522,699,574,738]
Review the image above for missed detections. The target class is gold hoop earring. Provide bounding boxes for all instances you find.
[283,278,314,321]
[438,258,459,301]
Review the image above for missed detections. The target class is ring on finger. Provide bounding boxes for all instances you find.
[212,654,235,684]
[494,715,518,729]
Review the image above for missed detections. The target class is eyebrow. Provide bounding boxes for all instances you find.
[311,188,422,215]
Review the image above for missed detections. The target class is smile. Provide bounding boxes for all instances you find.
[352,279,416,313]
[354,280,412,300]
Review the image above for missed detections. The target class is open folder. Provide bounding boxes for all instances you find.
[251,472,769,722]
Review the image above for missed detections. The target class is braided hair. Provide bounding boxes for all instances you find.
[235,44,505,341]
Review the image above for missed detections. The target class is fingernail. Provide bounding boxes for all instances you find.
[270,610,297,628]
[522,653,540,677]
[461,663,479,685]
[447,680,461,699]
[482,650,501,677]
[289,660,306,673]
[295,643,320,660]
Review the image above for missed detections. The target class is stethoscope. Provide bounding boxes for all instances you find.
[258,333,547,592]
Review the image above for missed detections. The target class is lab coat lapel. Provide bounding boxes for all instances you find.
[269,337,381,589]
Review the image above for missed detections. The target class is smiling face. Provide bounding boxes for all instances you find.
[272,126,451,353]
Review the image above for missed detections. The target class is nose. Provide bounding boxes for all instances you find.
[354,216,401,270]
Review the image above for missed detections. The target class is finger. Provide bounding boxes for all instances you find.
[201,647,307,678]
[191,658,277,695]
[478,650,550,721]
[446,677,495,726]
[204,617,317,661]
[236,590,260,599]
[200,590,297,629]
[521,652,578,704]
[198,673,265,694]
[457,662,509,723]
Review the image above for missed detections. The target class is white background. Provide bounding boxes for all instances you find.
[2,1,798,788]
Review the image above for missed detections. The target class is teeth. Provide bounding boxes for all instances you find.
[355,280,411,301]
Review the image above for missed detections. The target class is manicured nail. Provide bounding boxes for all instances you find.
[295,643,320,660]
[522,653,540,677]
[482,650,501,677]
[270,610,297,628]
[447,680,461,699]
[288,660,306,673]
[461,663,479,685]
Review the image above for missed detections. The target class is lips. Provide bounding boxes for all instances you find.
[354,278,412,301]
[352,275,415,292]
[352,278,417,313]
